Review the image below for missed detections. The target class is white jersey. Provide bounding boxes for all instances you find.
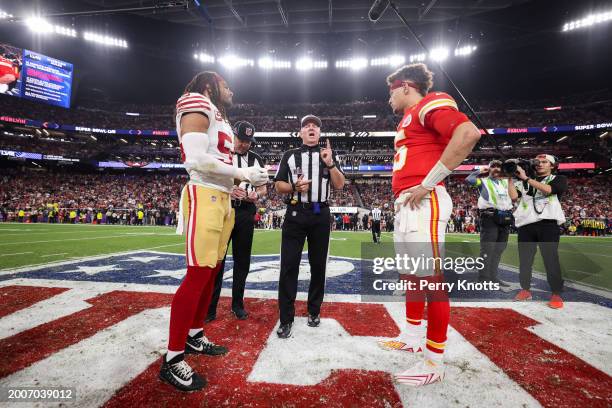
[175,92,235,193]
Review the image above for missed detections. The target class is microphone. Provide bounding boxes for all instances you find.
[368,0,390,22]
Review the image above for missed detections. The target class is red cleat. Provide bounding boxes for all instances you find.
[548,294,564,309]
[514,289,532,301]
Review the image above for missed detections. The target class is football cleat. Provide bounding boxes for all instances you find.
[307,314,320,327]
[277,323,292,339]
[377,339,423,353]
[394,358,444,386]
[514,289,532,301]
[548,294,564,309]
[159,354,206,392]
[185,331,228,356]
[231,308,249,320]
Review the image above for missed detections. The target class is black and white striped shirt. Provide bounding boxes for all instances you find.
[234,150,265,194]
[371,208,382,221]
[274,144,343,204]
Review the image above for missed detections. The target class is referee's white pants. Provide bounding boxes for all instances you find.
[393,186,453,277]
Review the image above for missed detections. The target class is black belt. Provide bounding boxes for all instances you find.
[287,202,329,210]
[479,209,496,216]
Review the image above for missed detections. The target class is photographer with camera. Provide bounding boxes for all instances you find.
[466,160,513,288]
[507,154,567,309]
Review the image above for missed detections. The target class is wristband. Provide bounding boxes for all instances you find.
[421,160,452,190]
[326,163,336,170]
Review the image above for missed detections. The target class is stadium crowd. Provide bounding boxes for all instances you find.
[1,167,609,235]
[2,90,611,133]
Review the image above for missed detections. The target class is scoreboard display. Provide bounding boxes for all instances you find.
[0,42,73,108]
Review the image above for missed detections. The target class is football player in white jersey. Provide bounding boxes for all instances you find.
[160,71,268,392]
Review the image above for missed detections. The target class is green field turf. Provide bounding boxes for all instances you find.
[0,223,610,290]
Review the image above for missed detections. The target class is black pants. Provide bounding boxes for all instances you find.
[279,205,331,325]
[517,220,564,294]
[372,220,381,243]
[479,214,509,281]
[208,204,256,315]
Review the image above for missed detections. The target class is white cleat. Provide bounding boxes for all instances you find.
[377,339,423,353]
[394,359,444,386]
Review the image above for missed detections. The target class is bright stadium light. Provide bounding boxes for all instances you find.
[24,18,77,37]
[296,57,314,70]
[218,55,254,69]
[370,57,388,66]
[454,45,477,57]
[430,47,449,62]
[388,54,405,66]
[563,10,612,32]
[258,57,291,70]
[409,53,426,63]
[336,57,368,70]
[195,52,215,64]
[0,10,14,19]
[84,32,128,48]
[25,17,53,33]
[370,55,405,67]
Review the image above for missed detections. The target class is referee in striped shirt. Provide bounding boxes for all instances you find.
[274,114,345,338]
[207,120,267,321]
[370,205,382,244]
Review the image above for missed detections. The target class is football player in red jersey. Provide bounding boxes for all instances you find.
[377,63,481,386]
[159,72,268,392]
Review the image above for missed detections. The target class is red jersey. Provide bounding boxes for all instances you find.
[392,92,469,197]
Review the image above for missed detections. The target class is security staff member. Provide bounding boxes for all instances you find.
[207,121,266,321]
[370,205,382,243]
[466,160,513,287]
[509,154,567,309]
[274,114,345,338]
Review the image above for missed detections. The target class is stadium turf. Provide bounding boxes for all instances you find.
[0,223,610,290]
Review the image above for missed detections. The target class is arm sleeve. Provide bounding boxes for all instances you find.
[274,152,291,183]
[549,175,568,196]
[465,170,482,187]
[181,132,240,179]
[426,108,471,140]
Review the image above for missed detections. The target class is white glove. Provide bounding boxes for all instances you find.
[236,166,268,186]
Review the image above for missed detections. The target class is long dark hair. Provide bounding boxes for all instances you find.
[183,71,228,120]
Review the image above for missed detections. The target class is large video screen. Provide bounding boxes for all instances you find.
[0,43,73,108]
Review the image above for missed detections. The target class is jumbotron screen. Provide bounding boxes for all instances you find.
[0,42,73,108]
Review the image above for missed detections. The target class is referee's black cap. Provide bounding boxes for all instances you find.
[233,120,256,142]
[301,114,322,128]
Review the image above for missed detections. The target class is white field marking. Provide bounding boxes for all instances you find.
[1,247,609,300]
[250,302,541,408]
[557,249,612,258]
[498,262,612,299]
[0,222,175,229]
[0,252,33,257]
[0,307,169,408]
[40,253,69,258]
[0,287,101,340]
[0,234,181,247]
[0,230,114,237]
[0,249,180,275]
